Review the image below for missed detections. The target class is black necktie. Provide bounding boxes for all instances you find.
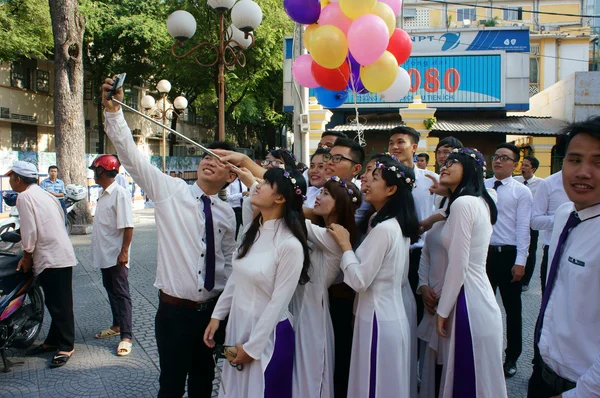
[201,195,216,291]
[534,211,581,344]
[524,180,529,186]
[238,179,243,207]
[493,180,502,190]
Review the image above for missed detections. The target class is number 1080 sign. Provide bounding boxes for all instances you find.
[407,68,460,93]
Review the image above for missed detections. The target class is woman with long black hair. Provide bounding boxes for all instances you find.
[434,148,507,398]
[262,148,298,170]
[203,166,310,398]
[328,158,419,398]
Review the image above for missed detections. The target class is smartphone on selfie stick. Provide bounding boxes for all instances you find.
[108,73,126,100]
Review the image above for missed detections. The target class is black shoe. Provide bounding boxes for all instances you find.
[504,360,517,378]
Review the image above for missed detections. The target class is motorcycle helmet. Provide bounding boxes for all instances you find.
[65,184,87,201]
[89,155,120,171]
[3,192,17,207]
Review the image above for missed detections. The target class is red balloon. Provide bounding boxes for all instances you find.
[311,61,350,91]
[387,29,412,65]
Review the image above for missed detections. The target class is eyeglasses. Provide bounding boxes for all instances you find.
[261,159,283,167]
[441,158,460,169]
[491,154,517,163]
[322,153,357,164]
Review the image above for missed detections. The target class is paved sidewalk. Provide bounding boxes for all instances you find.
[0,208,540,397]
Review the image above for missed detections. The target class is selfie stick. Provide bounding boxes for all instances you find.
[111,98,243,173]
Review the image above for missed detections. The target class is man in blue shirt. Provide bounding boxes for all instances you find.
[40,165,67,218]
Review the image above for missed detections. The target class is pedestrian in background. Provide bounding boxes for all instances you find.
[40,165,67,220]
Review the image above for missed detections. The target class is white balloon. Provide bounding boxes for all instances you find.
[379,67,410,102]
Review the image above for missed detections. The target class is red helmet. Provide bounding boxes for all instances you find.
[90,155,120,171]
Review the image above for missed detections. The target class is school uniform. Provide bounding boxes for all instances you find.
[225,178,247,237]
[515,174,544,287]
[104,109,236,398]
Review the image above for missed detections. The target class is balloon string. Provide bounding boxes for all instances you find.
[345,58,366,147]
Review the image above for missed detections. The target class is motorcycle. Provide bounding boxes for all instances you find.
[0,231,44,372]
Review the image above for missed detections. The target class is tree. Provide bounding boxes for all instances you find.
[49,0,91,227]
[0,0,53,61]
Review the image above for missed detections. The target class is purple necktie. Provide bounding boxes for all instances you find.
[201,195,216,291]
[534,211,581,344]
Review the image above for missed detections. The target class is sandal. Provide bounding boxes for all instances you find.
[26,344,57,355]
[95,328,119,339]
[50,351,73,368]
[117,341,132,356]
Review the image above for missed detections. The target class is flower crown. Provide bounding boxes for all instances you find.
[379,152,398,161]
[374,161,416,189]
[451,147,486,167]
[328,176,358,203]
[278,164,306,201]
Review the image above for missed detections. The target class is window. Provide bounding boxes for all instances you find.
[404,8,417,18]
[503,7,523,20]
[36,70,50,93]
[529,57,539,84]
[124,87,139,109]
[11,63,31,90]
[84,78,93,101]
[457,8,477,22]
[11,123,38,152]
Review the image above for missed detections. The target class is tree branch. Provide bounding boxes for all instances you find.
[225,82,250,115]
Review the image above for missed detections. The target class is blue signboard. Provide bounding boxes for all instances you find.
[411,29,530,53]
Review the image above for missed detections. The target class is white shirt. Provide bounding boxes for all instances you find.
[485,176,533,265]
[91,182,134,269]
[225,178,246,209]
[412,166,438,249]
[104,110,236,302]
[304,186,320,208]
[17,184,77,276]
[539,202,600,397]
[531,171,570,246]
[514,174,543,198]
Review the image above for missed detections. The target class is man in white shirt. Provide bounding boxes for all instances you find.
[434,136,464,171]
[514,155,543,290]
[102,79,237,398]
[319,131,347,149]
[530,171,570,293]
[225,177,247,237]
[528,116,600,398]
[484,143,533,378]
[305,148,329,208]
[90,155,134,357]
[416,153,429,169]
[6,161,77,368]
[388,126,438,324]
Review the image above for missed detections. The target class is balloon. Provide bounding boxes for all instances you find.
[304,24,318,52]
[379,0,402,15]
[339,0,376,20]
[310,25,348,69]
[315,87,348,108]
[347,14,389,66]
[373,2,396,37]
[347,53,366,93]
[360,51,398,93]
[387,28,412,65]
[284,0,321,24]
[321,0,330,6]
[318,3,353,35]
[379,67,411,101]
[292,54,320,88]
[311,61,349,91]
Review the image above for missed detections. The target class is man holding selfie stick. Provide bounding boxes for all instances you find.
[101,77,237,397]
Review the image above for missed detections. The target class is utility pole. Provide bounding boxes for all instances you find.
[292,23,310,164]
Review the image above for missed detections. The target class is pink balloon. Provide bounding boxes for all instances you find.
[292,54,320,88]
[318,3,353,35]
[347,15,390,66]
[379,0,402,15]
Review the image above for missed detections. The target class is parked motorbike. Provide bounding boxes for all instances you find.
[0,231,44,372]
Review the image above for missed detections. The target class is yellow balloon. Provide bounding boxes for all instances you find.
[339,0,376,20]
[360,51,398,93]
[310,25,348,69]
[373,2,396,37]
[320,0,330,8]
[304,24,319,52]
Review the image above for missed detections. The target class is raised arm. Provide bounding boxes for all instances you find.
[305,220,342,258]
[515,187,533,267]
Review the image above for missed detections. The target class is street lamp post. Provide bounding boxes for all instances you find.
[141,79,188,172]
[166,0,262,142]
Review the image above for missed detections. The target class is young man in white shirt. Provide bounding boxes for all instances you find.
[485,143,533,378]
[416,153,429,169]
[434,136,464,171]
[102,79,237,398]
[514,155,543,290]
[528,116,600,398]
[225,177,247,238]
[90,155,135,357]
[6,161,78,368]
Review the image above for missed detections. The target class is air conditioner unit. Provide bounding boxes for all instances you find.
[513,23,524,27]
[463,19,471,27]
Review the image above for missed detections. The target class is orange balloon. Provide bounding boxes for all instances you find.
[304,24,319,52]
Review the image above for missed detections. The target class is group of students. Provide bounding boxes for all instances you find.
[100,78,600,398]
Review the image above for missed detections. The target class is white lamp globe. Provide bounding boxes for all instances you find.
[141,95,156,110]
[231,0,262,33]
[156,80,172,94]
[173,96,188,110]
[227,25,253,49]
[207,0,237,10]
[167,10,197,41]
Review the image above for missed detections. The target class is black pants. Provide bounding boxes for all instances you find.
[409,247,424,324]
[527,346,576,397]
[522,229,539,286]
[329,284,355,398]
[233,207,243,239]
[155,299,225,398]
[540,245,550,294]
[486,248,522,362]
[38,267,75,352]
[101,265,133,340]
